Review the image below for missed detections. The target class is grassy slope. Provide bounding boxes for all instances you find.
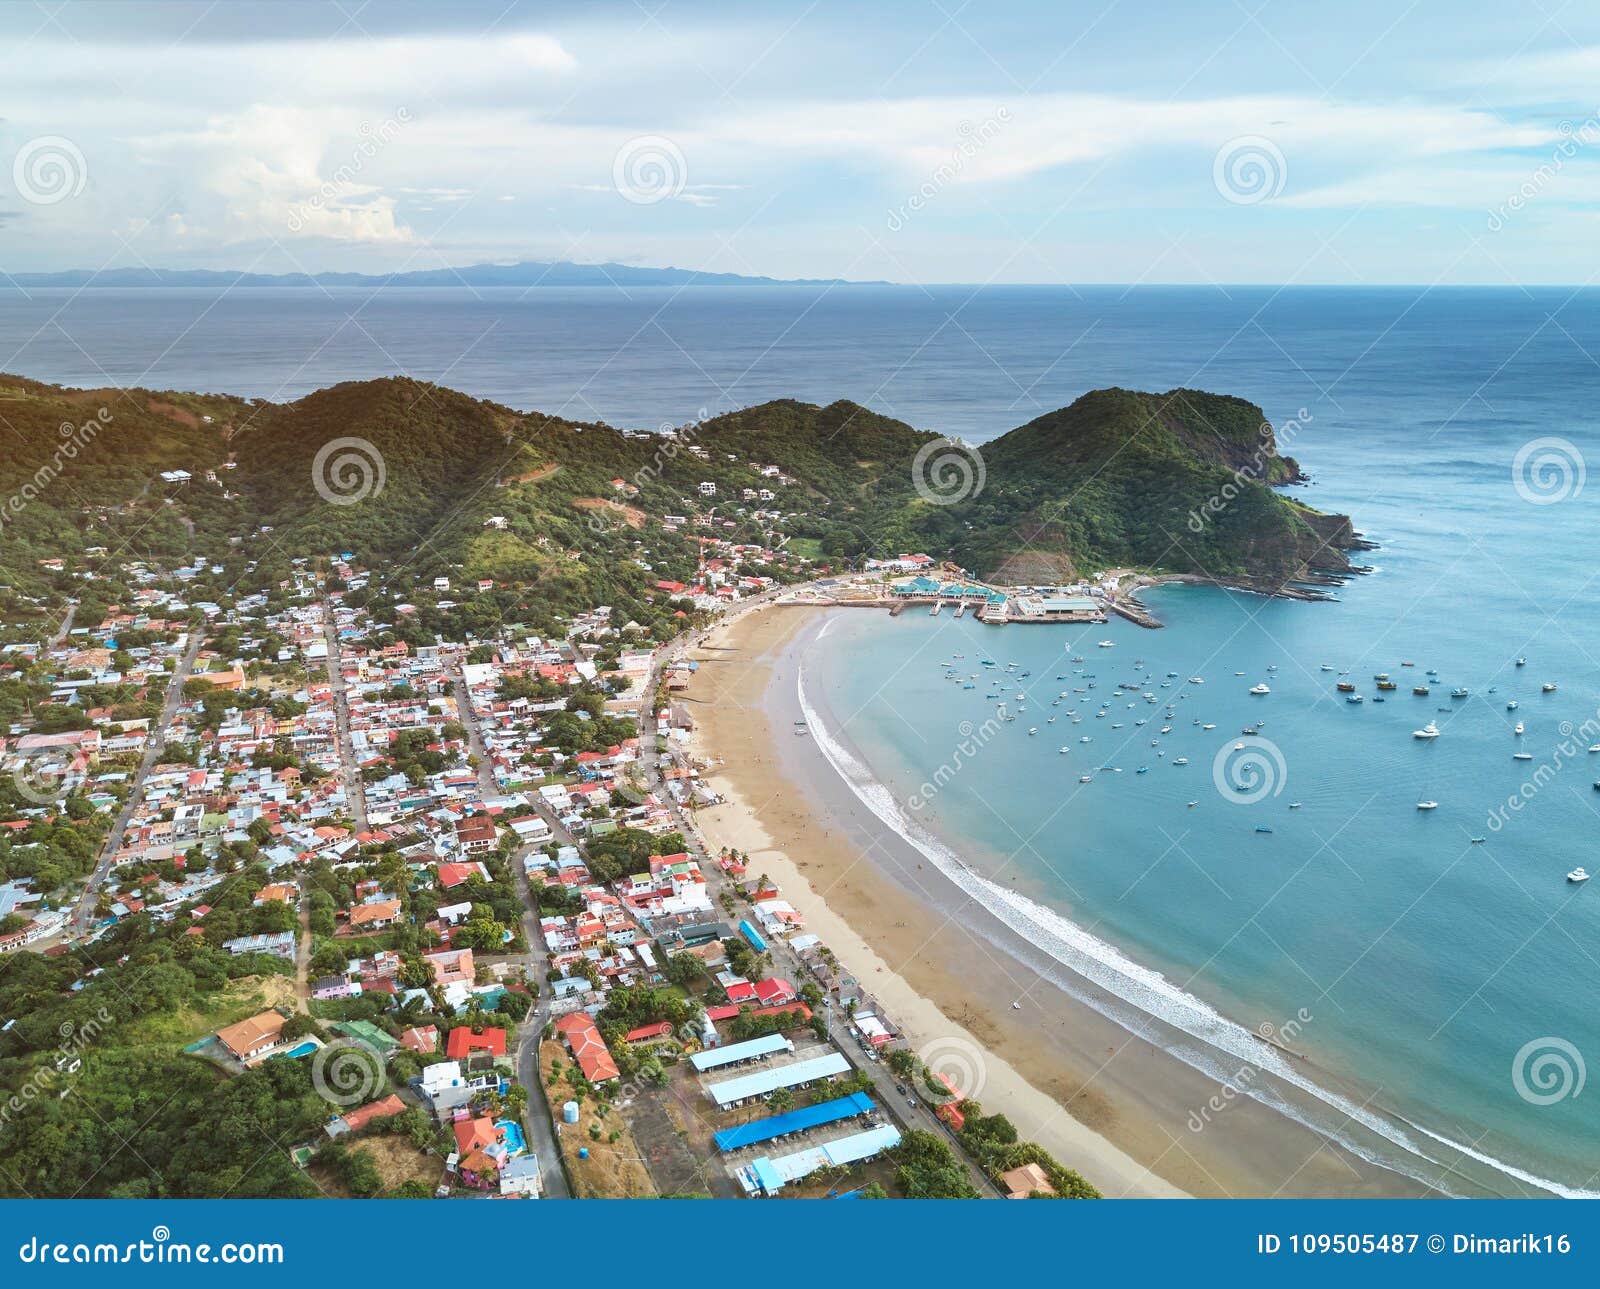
[0,373,1355,597]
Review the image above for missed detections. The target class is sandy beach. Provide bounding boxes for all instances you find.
[681,603,1432,1199]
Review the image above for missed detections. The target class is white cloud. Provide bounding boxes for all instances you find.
[134,104,416,245]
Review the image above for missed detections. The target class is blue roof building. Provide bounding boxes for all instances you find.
[713,1091,876,1152]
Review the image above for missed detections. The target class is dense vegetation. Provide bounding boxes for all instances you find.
[0,373,1360,635]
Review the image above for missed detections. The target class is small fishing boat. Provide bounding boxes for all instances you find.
[1516,657,1527,667]
[1568,867,1590,884]
[1377,679,1397,691]
[1097,640,1115,648]
[1174,757,1189,765]
[1346,693,1364,704]
[1416,800,1439,810]
[1513,752,1533,761]
[1320,664,1334,672]
[1413,685,1430,696]
[1187,800,1198,808]
[1514,721,1525,735]
[1543,682,1558,693]
[1289,802,1303,809]
[1249,683,1270,695]
[1470,837,1486,844]
[1413,722,1440,739]
[1374,672,1390,681]
[1078,774,1093,783]
[1337,681,1356,693]
[1506,700,1519,710]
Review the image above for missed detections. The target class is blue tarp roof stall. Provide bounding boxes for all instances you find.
[751,1157,786,1194]
[738,919,768,952]
[713,1091,876,1152]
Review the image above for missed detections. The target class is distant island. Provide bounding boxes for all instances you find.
[0,260,886,290]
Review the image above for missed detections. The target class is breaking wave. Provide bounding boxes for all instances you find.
[795,660,1596,1199]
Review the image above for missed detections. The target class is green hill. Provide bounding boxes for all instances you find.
[0,372,1365,608]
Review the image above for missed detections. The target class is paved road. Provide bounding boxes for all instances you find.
[70,629,204,929]
[321,596,368,832]
[636,590,1003,1197]
[450,659,572,1199]
[48,603,76,648]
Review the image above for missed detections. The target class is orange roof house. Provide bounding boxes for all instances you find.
[453,1113,499,1156]
[424,947,475,986]
[340,1094,406,1134]
[253,883,296,905]
[192,666,247,692]
[349,899,402,929]
[215,1010,285,1060]
[1001,1161,1056,1198]
[553,1012,620,1084]
[398,1025,438,1053]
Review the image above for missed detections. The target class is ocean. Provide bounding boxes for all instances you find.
[4,282,1598,1194]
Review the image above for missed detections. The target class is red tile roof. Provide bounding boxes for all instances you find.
[553,1012,620,1083]
[341,1093,406,1133]
[446,1026,507,1059]
[398,1025,438,1053]
[453,1114,498,1155]
[752,978,796,1006]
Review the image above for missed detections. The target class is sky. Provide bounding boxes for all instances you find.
[3,0,1600,285]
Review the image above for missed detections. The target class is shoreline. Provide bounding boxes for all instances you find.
[682,603,1437,1199]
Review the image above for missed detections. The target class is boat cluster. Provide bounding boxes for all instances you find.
[932,641,1588,884]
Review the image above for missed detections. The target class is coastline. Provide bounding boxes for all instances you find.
[683,603,1434,1199]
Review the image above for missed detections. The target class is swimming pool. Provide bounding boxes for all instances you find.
[279,1041,319,1059]
[496,1119,526,1155]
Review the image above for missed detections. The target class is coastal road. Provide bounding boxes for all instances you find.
[449,658,572,1199]
[70,629,204,929]
[320,594,368,832]
[638,590,1004,1197]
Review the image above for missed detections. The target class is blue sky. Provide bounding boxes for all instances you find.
[3,0,1599,284]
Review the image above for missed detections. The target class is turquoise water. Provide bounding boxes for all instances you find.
[496,1120,526,1155]
[7,281,1600,1191]
[804,435,1600,1195]
[278,1042,319,1060]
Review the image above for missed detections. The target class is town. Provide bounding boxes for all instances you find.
[0,537,1093,1201]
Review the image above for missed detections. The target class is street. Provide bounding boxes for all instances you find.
[70,628,204,929]
[450,659,572,1199]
